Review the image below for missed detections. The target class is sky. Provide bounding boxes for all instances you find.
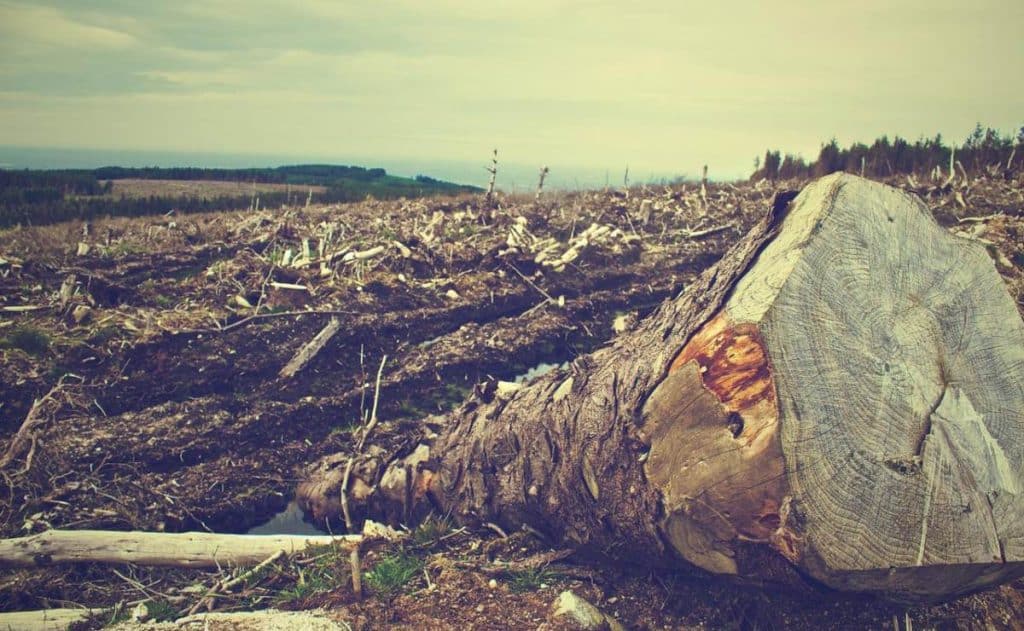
[0,0,1022,183]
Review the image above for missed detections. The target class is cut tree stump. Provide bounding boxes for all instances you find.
[300,173,1024,602]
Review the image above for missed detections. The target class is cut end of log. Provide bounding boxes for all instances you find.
[642,173,1024,600]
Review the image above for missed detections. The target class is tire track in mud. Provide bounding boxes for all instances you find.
[93,253,720,418]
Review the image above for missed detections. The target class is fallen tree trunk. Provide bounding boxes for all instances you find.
[299,173,1024,602]
[0,529,360,569]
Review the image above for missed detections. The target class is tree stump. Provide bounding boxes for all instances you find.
[300,173,1024,602]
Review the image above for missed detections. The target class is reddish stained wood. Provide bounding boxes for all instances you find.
[670,312,776,417]
[653,311,796,553]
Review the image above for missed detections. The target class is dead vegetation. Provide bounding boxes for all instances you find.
[1,171,1023,628]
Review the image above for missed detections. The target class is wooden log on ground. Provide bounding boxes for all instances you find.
[0,529,360,569]
[0,608,100,631]
[300,173,1024,602]
[279,317,342,379]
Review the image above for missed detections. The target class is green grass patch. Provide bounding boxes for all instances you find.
[272,543,351,608]
[0,326,51,356]
[507,567,559,593]
[365,551,423,596]
[412,514,454,547]
[154,294,175,308]
[141,599,178,622]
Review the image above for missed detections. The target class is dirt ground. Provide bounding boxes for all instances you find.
[1,173,1023,629]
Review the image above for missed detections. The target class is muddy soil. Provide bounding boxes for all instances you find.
[2,175,1023,628]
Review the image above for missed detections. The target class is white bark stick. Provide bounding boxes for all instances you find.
[0,608,101,631]
[278,317,342,379]
[0,529,361,569]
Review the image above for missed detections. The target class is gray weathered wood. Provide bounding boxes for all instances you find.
[643,173,1024,599]
[0,608,100,631]
[0,529,359,568]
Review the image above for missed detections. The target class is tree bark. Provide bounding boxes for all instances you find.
[299,173,1024,602]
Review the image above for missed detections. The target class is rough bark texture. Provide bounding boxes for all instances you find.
[304,188,794,565]
[302,174,1024,603]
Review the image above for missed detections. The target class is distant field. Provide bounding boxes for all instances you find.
[103,178,327,199]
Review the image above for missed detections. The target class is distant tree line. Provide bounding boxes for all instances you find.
[752,124,1023,181]
[0,169,112,206]
[0,164,480,229]
[92,164,391,185]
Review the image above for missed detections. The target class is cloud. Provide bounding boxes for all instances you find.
[0,0,1020,178]
[0,2,138,51]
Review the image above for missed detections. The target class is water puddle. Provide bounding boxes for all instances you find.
[245,501,326,536]
[514,361,568,384]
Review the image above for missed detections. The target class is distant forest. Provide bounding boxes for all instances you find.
[0,164,480,228]
[752,123,1023,181]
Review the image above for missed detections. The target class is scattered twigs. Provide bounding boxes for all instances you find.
[349,547,363,598]
[171,309,354,335]
[485,548,575,574]
[0,379,67,474]
[943,147,956,189]
[268,281,308,291]
[957,213,1005,224]
[505,263,556,307]
[1,305,49,313]
[700,164,709,209]
[278,317,342,379]
[357,354,388,452]
[186,549,286,615]
[536,165,550,200]
[484,522,509,539]
[340,458,355,532]
[680,223,733,239]
[110,568,177,603]
[253,261,276,313]
[485,149,498,206]
[341,352,388,594]
[222,549,285,591]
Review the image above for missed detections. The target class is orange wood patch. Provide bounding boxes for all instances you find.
[654,311,795,552]
[670,312,775,413]
[670,313,778,451]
